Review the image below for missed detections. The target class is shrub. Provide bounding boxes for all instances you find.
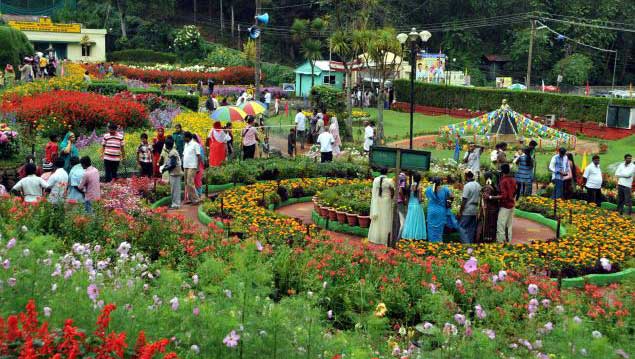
[203,43,247,67]
[163,91,199,111]
[86,80,128,95]
[0,26,34,69]
[107,49,178,64]
[261,62,295,86]
[393,79,635,122]
[87,64,258,84]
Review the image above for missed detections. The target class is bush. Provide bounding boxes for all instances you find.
[163,91,199,111]
[261,62,295,86]
[86,80,128,95]
[0,26,34,69]
[394,80,635,122]
[88,64,258,84]
[107,49,177,64]
[310,85,346,114]
[203,42,247,67]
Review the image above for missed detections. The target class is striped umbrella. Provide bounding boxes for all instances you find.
[210,106,247,122]
[239,100,267,116]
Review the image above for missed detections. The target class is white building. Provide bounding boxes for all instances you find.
[5,16,106,62]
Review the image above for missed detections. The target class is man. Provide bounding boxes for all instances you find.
[528,140,538,176]
[493,164,517,243]
[205,94,217,113]
[582,155,602,206]
[47,158,69,205]
[294,108,307,150]
[315,111,325,136]
[101,123,125,182]
[172,124,185,159]
[242,116,259,160]
[416,63,425,80]
[549,147,569,199]
[78,156,100,213]
[207,78,215,95]
[161,136,183,210]
[463,143,482,179]
[182,132,202,205]
[264,89,272,112]
[11,163,48,203]
[316,128,335,163]
[137,133,153,177]
[363,121,374,153]
[459,170,481,244]
[496,142,508,170]
[615,153,634,216]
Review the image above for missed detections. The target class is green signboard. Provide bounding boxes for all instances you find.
[370,147,431,171]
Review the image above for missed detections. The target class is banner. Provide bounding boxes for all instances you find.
[8,17,81,33]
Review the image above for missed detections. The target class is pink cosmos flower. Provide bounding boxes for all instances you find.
[170,297,179,311]
[7,278,16,286]
[87,284,99,301]
[43,307,52,317]
[600,258,611,271]
[327,310,333,320]
[429,283,437,294]
[223,330,240,347]
[483,329,496,340]
[2,259,9,269]
[544,322,553,332]
[454,313,466,326]
[193,307,200,316]
[475,305,486,320]
[6,238,16,249]
[465,325,473,337]
[192,274,199,285]
[497,270,507,281]
[255,241,263,252]
[528,284,539,295]
[463,257,478,274]
[541,299,551,308]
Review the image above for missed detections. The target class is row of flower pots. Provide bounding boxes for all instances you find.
[312,197,371,228]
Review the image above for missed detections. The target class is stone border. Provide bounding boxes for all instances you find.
[514,209,568,237]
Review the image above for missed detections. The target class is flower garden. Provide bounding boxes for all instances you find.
[0,63,634,358]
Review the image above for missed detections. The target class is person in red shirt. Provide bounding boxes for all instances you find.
[490,164,517,243]
[43,134,59,171]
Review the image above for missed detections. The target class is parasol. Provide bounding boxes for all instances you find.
[210,106,247,122]
[239,100,267,116]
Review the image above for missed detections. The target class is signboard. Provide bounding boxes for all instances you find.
[8,17,81,33]
[606,105,633,129]
[282,83,295,92]
[415,53,446,84]
[370,147,431,172]
[496,77,512,88]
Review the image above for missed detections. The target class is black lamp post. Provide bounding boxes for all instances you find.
[397,28,432,149]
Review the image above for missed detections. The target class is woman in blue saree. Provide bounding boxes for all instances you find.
[59,131,79,173]
[425,177,459,242]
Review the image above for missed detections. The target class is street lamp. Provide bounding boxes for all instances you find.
[397,28,431,149]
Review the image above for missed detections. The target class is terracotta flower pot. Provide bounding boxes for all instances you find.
[336,211,347,224]
[346,213,358,227]
[328,208,338,221]
[319,206,329,218]
[313,199,320,213]
[358,215,371,228]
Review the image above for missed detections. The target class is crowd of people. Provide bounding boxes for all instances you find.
[292,107,346,162]
[351,86,394,110]
[1,52,62,88]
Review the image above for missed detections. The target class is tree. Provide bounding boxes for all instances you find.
[0,26,34,69]
[291,18,326,89]
[359,28,401,143]
[552,53,593,86]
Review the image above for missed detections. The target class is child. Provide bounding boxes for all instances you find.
[43,134,59,172]
[137,133,153,177]
[288,128,296,158]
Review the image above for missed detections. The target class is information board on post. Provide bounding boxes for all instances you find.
[370,147,431,172]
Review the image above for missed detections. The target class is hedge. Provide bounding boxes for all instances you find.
[393,80,635,123]
[108,87,199,111]
[107,49,177,64]
[0,26,34,69]
[86,81,128,95]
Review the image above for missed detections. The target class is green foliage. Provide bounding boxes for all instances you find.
[261,62,295,86]
[202,42,247,67]
[552,53,594,86]
[173,25,203,62]
[394,79,635,122]
[86,80,128,95]
[163,91,199,111]
[107,49,177,64]
[0,26,34,69]
[310,85,346,114]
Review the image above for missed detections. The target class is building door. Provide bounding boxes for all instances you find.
[33,42,68,60]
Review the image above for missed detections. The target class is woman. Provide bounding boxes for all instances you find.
[425,177,455,243]
[67,156,85,203]
[328,116,342,156]
[59,131,79,173]
[152,127,166,177]
[478,172,499,243]
[193,134,206,196]
[207,121,230,167]
[514,147,533,199]
[401,172,427,240]
[4,64,15,87]
[368,168,395,245]
[158,135,172,182]
[563,153,577,200]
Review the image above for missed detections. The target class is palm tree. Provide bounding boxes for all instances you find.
[291,18,326,90]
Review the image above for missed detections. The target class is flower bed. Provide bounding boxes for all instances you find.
[1,90,148,132]
[87,64,258,84]
[0,63,86,99]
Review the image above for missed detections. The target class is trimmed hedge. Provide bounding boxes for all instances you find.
[86,81,128,95]
[394,80,635,123]
[113,87,199,111]
[107,49,177,64]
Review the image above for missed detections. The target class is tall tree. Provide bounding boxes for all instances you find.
[291,18,326,89]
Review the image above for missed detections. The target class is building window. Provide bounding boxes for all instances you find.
[82,45,91,57]
[323,75,336,85]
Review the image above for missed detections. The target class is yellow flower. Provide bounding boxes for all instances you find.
[374,302,387,317]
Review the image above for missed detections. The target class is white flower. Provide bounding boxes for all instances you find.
[592,330,602,339]
[190,344,200,354]
[192,274,199,285]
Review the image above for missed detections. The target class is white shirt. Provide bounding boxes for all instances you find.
[294,112,307,131]
[12,175,48,203]
[464,148,481,173]
[549,154,569,180]
[47,168,69,204]
[583,163,602,189]
[212,97,219,109]
[210,129,230,143]
[316,132,334,153]
[615,162,635,188]
[182,141,201,169]
[264,92,272,104]
[364,126,374,140]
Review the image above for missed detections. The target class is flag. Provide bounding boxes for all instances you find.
[581,152,588,170]
[284,102,289,116]
[541,80,545,92]
[585,81,590,96]
[453,137,460,162]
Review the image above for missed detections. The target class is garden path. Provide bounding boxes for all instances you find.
[275,202,556,245]
[389,135,438,149]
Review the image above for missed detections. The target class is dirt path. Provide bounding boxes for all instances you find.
[389,135,439,149]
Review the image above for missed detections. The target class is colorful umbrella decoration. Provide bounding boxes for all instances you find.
[507,83,527,91]
[210,106,247,122]
[239,101,267,116]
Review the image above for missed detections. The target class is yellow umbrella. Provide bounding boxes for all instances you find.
[581,152,588,170]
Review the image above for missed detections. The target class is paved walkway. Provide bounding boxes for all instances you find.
[275,202,555,244]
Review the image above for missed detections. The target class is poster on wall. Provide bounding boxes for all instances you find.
[496,77,512,88]
[416,53,446,84]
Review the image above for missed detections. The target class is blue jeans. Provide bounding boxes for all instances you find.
[84,200,93,213]
[459,215,477,244]
[552,179,564,199]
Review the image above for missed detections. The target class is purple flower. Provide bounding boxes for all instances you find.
[600,258,612,271]
[223,330,240,347]
[87,284,99,301]
[467,247,473,255]
[423,322,434,330]
[463,257,478,274]
[327,310,333,320]
[6,238,16,249]
[464,325,473,337]
[497,270,507,281]
[170,297,179,311]
[573,316,582,324]
[224,289,232,298]
[615,349,629,358]
[483,329,496,340]
[475,305,486,320]
[454,313,466,326]
[541,299,551,308]
[543,322,553,332]
[528,284,539,296]
[255,241,263,252]
[443,323,458,336]
[193,307,200,316]
[2,259,10,269]
[537,353,549,359]
[43,307,52,317]
[492,274,499,284]
[429,283,437,294]
[7,278,16,287]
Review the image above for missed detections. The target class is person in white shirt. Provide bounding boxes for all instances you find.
[548,147,569,199]
[263,89,272,112]
[182,132,203,205]
[615,153,634,216]
[363,121,374,153]
[11,163,48,203]
[47,158,69,205]
[236,92,247,107]
[463,143,482,178]
[582,155,603,206]
[316,128,335,163]
[294,108,307,150]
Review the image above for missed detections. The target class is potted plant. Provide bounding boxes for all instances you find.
[335,208,347,224]
[346,212,359,226]
[328,207,338,221]
[353,201,371,228]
